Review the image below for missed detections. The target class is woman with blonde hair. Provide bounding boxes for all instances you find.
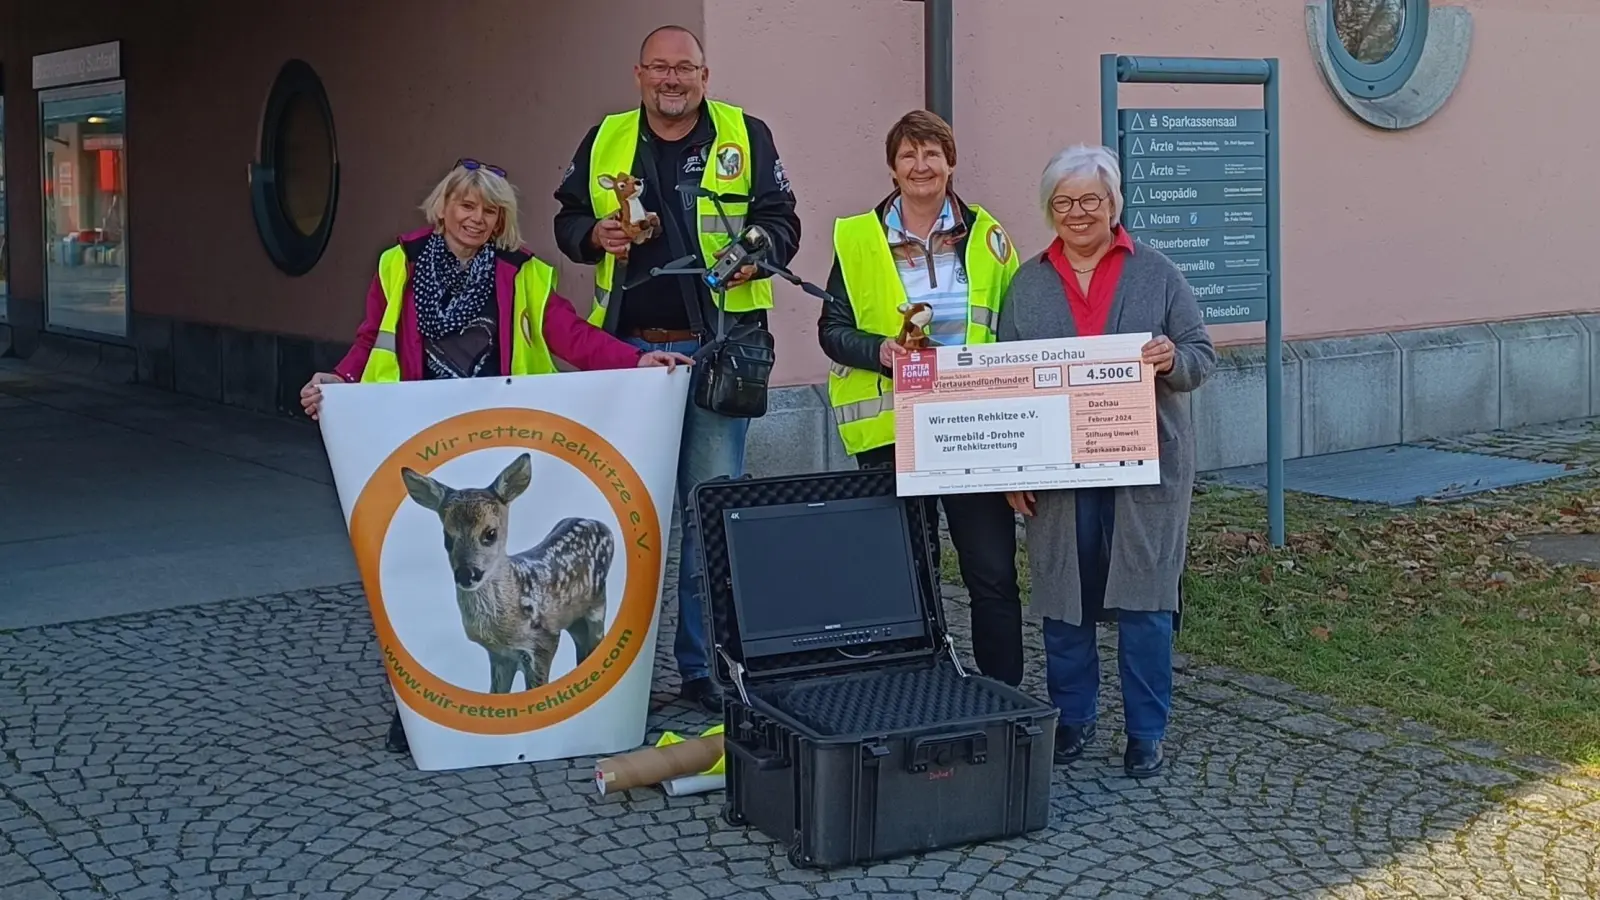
[301,158,688,419]
[300,158,688,752]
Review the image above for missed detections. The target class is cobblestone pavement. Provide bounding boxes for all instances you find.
[1418,416,1600,469]
[4,555,1599,900]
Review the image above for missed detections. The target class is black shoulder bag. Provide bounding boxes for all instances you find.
[646,145,776,419]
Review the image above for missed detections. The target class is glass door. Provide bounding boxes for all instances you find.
[1,93,9,323]
[40,81,128,338]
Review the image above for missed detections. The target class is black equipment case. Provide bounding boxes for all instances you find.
[690,469,1058,869]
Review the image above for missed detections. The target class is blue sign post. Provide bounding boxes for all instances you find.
[1100,53,1285,547]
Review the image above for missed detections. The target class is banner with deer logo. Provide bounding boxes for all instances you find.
[315,368,690,772]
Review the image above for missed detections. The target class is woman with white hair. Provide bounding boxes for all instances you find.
[300,158,688,418]
[997,143,1215,778]
[299,158,689,753]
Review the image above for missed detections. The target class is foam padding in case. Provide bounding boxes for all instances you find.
[754,666,1034,736]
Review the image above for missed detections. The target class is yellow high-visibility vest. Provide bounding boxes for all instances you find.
[359,244,559,382]
[585,99,771,327]
[826,205,1019,456]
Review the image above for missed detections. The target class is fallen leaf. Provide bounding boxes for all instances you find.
[1580,613,1594,628]
[1310,626,1332,642]
[1331,586,1350,601]
[1257,564,1274,585]
[1578,570,1600,584]
[1582,656,1600,677]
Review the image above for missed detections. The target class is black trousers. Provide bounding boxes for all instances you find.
[856,446,1025,686]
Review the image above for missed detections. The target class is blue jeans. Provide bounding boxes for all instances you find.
[625,336,749,683]
[1041,487,1174,741]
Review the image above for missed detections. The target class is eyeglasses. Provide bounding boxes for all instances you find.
[455,158,507,178]
[1050,193,1105,214]
[641,62,702,79]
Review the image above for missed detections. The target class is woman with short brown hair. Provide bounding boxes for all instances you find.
[815,110,1027,687]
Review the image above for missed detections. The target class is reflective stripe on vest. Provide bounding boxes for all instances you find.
[825,205,1020,456]
[586,100,772,327]
[359,245,560,382]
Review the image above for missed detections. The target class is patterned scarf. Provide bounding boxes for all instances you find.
[412,232,497,342]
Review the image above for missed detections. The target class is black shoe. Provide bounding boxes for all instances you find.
[385,711,410,754]
[1053,722,1096,764]
[1124,738,1164,778]
[680,677,722,714]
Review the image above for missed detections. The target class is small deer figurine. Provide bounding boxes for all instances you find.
[400,453,616,694]
[596,172,661,258]
[897,301,935,350]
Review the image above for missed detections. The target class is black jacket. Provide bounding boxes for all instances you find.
[552,100,801,334]
[817,190,983,376]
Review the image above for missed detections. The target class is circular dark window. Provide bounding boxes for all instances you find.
[1325,0,1429,99]
[250,60,338,276]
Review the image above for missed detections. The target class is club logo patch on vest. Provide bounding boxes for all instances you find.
[714,142,744,181]
[986,224,1012,264]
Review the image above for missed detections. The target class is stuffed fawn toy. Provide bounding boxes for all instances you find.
[596,172,661,259]
[897,301,934,350]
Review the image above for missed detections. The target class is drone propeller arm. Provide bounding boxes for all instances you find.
[751,258,839,304]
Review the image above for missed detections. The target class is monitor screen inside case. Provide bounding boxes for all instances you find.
[722,494,929,658]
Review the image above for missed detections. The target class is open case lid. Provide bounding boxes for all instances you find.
[689,469,964,703]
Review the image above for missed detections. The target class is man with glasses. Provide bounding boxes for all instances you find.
[552,24,801,713]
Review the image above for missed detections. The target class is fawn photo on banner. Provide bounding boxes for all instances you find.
[316,368,690,772]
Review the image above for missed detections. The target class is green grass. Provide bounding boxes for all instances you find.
[941,477,1600,771]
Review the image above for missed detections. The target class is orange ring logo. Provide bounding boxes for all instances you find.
[986,224,1012,264]
[349,408,660,735]
[714,141,744,181]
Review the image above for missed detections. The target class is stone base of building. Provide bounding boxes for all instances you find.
[748,313,1600,477]
[4,312,1596,477]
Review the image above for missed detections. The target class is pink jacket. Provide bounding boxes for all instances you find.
[332,227,640,382]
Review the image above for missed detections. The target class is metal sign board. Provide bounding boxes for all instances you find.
[1126,181,1266,207]
[1199,298,1268,325]
[1125,204,1267,230]
[33,41,120,89]
[1135,228,1268,254]
[1119,108,1265,133]
[1123,132,1266,158]
[1126,156,1266,182]
[1101,54,1284,545]
[1186,274,1268,302]
[1166,251,1267,278]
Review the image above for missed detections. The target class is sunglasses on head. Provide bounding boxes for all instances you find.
[455,157,507,178]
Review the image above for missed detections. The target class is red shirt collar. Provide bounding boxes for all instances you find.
[1044,225,1134,262]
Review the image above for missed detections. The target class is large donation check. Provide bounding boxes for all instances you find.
[893,333,1161,496]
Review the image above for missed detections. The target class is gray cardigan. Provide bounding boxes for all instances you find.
[995,240,1217,626]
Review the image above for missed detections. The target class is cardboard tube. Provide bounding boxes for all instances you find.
[595,734,724,795]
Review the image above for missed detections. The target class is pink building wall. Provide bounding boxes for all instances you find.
[5,0,1598,392]
[704,0,1600,385]
[0,0,702,341]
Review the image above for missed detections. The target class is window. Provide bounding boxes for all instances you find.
[1,93,9,323]
[1324,0,1429,99]
[250,60,338,276]
[40,82,128,338]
